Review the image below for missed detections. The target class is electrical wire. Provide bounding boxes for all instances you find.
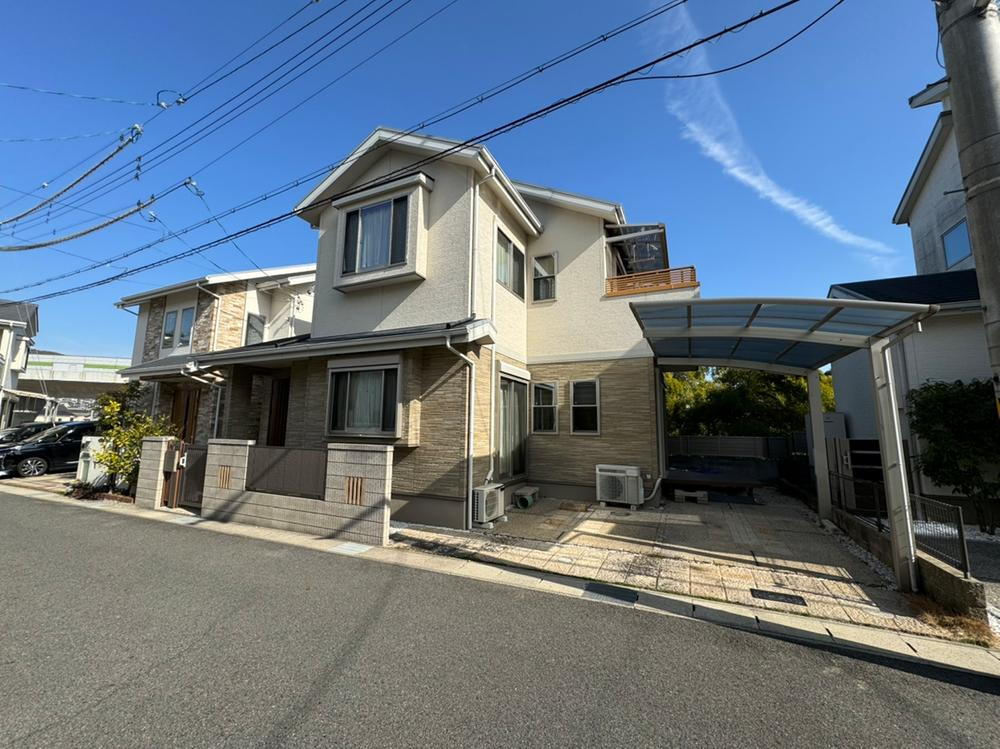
[0,183,159,236]
[20,0,809,302]
[616,0,845,84]
[0,129,123,144]
[0,126,142,227]
[5,0,689,287]
[0,81,157,106]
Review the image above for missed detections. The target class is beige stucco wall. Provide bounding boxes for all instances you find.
[526,357,659,490]
[523,198,698,363]
[310,150,473,338]
[480,185,529,362]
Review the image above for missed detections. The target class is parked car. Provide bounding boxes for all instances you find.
[0,421,56,445]
[0,421,97,478]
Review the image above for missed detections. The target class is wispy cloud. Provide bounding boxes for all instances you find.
[652,6,897,268]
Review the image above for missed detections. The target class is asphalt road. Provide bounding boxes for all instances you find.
[1,490,997,748]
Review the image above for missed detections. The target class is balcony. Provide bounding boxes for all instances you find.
[605,266,699,297]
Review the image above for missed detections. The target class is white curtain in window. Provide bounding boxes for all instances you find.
[359,202,392,269]
[347,370,382,429]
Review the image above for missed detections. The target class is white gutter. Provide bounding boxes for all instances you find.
[445,334,476,531]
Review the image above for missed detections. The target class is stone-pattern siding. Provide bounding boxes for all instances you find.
[191,289,217,353]
[201,439,391,546]
[213,281,248,351]
[135,437,175,509]
[526,357,659,490]
[142,298,166,363]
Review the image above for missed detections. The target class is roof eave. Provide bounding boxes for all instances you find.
[893,112,953,225]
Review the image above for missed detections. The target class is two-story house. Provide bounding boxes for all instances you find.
[118,265,316,443]
[0,299,39,429]
[155,128,699,529]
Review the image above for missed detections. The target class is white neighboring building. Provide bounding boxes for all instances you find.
[0,299,39,429]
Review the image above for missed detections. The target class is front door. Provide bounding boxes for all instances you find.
[170,388,201,443]
[266,377,290,446]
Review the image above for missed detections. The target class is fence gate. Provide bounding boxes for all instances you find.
[162,442,207,511]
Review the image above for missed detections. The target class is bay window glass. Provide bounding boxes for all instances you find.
[342,196,408,274]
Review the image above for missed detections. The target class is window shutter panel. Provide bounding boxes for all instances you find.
[390,196,408,265]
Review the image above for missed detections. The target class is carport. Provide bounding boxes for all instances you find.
[630,297,938,592]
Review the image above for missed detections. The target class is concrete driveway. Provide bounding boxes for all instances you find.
[392,488,945,638]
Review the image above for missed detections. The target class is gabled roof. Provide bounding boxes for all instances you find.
[0,299,39,337]
[116,263,316,308]
[893,112,954,225]
[512,180,626,224]
[829,268,980,306]
[294,128,542,236]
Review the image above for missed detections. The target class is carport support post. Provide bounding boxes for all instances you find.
[869,340,918,592]
[806,369,831,520]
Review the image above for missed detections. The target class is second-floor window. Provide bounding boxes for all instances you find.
[162,306,195,349]
[343,196,408,275]
[943,219,972,268]
[532,255,556,301]
[496,229,525,299]
[246,313,266,346]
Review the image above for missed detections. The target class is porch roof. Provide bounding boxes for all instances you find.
[119,354,199,379]
[630,297,937,375]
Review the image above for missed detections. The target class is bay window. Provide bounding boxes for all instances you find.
[343,196,408,275]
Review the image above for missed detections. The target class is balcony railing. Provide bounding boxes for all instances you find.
[605,266,698,297]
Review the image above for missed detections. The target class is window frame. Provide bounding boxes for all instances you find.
[341,195,409,276]
[942,218,972,268]
[495,228,525,300]
[497,374,529,479]
[245,313,266,346]
[531,381,558,434]
[570,379,601,436]
[177,306,195,347]
[161,309,178,349]
[531,253,557,302]
[326,364,401,438]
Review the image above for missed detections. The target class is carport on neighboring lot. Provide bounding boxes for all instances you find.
[629,297,937,593]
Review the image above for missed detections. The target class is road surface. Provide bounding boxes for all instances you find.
[1,489,997,747]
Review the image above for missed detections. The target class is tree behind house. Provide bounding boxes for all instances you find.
[907,379,999,534]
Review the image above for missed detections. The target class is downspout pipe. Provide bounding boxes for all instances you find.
[445,333,476,531]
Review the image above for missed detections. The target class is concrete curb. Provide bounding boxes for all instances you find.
[3,482,999,679]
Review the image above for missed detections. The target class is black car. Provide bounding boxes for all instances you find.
[0,421,57,446]
[0,421,97,478]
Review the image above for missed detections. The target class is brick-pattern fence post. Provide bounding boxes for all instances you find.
[135,436,177,509]
[325,443,393,546]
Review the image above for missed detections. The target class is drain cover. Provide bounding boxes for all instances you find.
[750,588,807,606]
[583,582,638,605]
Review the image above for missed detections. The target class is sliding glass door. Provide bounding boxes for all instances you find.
[498,377,527,479]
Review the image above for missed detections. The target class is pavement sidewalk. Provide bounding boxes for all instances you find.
[2,480,999,679]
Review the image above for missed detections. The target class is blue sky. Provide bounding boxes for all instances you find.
[0,0,943,355]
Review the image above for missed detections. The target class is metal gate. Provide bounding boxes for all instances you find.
[162,442,207,511]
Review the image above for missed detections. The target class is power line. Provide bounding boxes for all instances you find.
[0,129,123,144]
[30,0,397,220]
[0,183,160,236]
[0,126,142,227]
[0,81,159,107]
[4,0,688,287]
[21,0,810,302]
[617,0,844,84]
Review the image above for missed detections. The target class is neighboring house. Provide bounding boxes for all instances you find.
[829,76,990,500]
[117,264,316,443]
[893,77,974,274]
[126,127,700,529]
[0,299,39,429]
[15,351,132,424]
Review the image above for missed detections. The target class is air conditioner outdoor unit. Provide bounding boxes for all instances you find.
[472,483,505,526]
[595,464,643,510]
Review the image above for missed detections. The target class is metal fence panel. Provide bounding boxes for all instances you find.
[911,494,971,577]
[246,446,326,501]
[667,436,786,459]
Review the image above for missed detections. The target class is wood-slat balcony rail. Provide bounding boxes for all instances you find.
[604,266,699,297]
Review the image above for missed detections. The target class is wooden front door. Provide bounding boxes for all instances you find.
[170,388,201,443]
[266,377,290,447]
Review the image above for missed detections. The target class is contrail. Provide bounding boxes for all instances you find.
[652,5,897,268]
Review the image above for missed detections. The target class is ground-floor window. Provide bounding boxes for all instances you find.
[499,376,527,477]
[328,367,398,435]
[571,379,600,434]
[532,382,557,433]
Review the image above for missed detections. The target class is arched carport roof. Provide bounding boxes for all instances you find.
[630,297,938,375]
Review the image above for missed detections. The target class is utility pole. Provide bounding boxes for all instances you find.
[935,0,1000,412]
